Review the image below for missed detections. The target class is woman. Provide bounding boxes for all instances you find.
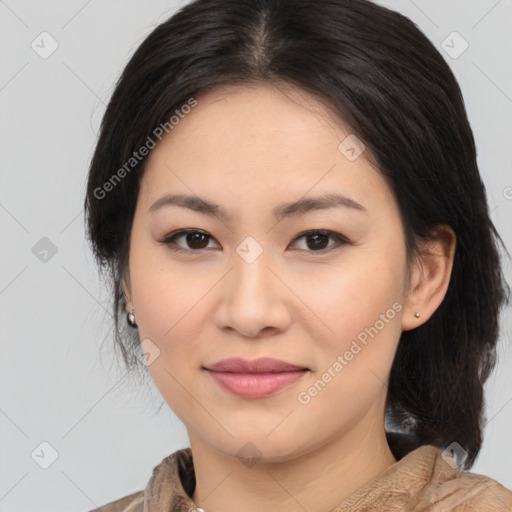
[84,0,512,510]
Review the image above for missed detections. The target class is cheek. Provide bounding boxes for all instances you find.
[292,258,405,416]
[296,250,405,353]
[127,244,210,370]
[130,257,211,420]
[295,267,403,419]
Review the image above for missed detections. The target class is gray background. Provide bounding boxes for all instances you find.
[0,0,511,510]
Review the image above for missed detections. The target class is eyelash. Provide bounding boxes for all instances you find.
[159,229,349,255]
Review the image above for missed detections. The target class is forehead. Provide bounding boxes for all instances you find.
[159,83,349,152]
[138,83,396,218]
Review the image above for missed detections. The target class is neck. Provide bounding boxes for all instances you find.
[190,416,396,512]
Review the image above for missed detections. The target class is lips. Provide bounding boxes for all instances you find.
[206,357,307,373]
[204,357,309,398]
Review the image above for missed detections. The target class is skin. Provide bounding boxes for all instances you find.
[122,83,456,512]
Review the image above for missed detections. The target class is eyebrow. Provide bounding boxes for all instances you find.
[148,192,367,221]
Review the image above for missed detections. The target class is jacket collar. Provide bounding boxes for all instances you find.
[141,433,455,512]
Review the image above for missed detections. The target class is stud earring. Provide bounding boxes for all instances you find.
[414,312,420,318]
[127,307,138,328]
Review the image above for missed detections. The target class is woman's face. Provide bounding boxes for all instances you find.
[123,83,412,461]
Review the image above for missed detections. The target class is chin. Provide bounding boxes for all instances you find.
[208,429,312,465]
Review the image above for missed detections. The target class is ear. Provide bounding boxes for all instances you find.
[402,224,456,331]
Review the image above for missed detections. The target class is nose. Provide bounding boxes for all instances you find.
[213,251,292,338]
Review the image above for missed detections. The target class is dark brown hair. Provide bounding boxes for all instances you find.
[84,0,509,468]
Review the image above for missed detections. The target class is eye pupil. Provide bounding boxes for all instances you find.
[307,233,329,250]
[187,232,209,249]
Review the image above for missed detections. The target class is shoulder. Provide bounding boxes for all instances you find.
[86,447,194,512]
[385,434,512,510]
[411,454,512,511]
[87,490,144,512]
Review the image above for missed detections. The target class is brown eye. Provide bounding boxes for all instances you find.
[305,233,330,250]
[162,229,218,252]
[185,232,210,249]
[290,230,348,253]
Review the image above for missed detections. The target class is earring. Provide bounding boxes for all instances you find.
[414,312,420,318]
[127,307,138,328]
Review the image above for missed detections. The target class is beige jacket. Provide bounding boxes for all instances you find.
[90,433,512,511]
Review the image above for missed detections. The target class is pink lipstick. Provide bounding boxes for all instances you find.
[204,357,308,398]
